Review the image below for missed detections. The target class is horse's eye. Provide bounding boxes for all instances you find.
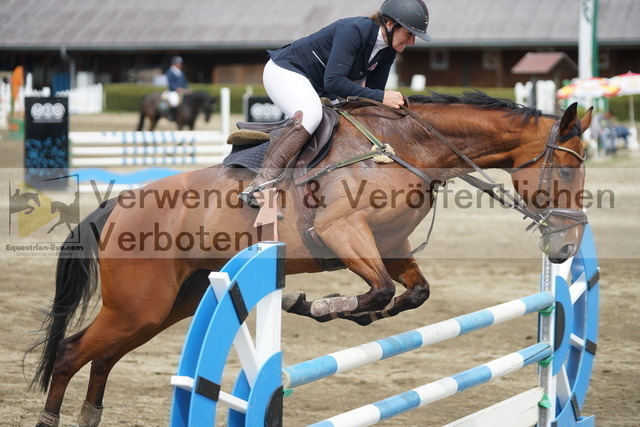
[559,166,573,179]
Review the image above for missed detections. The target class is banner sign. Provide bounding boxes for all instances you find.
[24,97,69,189]
[243,95,284,122]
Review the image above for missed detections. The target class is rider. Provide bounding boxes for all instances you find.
[239,0,432,209]
[165,56,190,120]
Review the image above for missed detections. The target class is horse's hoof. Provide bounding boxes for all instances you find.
[36,410,59,427]
[77,400,103,427]
[282,291,306,313]
[347,312,376,326]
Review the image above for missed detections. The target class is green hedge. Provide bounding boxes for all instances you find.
[103,83,514,115]
[104,83,638,123]
[104,83,268,114]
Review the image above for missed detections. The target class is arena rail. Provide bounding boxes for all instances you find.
[168,224,599,426]
[70,87,231,192]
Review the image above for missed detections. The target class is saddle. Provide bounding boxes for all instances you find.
[223,105,340,174]
[223,105,344,268]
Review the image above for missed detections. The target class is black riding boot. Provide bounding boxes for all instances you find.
[239,111,310,210]
[168,107,177,121]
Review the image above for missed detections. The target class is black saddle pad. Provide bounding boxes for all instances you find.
[223,141,270,174]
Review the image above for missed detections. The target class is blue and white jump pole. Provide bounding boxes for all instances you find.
[169,225,599,426]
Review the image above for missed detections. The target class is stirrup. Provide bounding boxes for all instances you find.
[239,190,260,209]
[238,189,285,219]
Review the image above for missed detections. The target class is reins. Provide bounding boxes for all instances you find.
[296,97,587,256]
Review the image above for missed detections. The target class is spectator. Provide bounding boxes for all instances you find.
[592,110,630,154]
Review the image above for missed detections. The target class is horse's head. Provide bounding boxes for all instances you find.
[511,102,593,263]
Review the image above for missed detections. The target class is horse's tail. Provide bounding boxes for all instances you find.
[27,198,117,392]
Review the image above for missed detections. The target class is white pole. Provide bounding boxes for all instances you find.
[578,0,594,79]
[220,87,231,136]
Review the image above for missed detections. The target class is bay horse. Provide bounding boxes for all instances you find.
[30,92,592,427]
[136,90,216,131]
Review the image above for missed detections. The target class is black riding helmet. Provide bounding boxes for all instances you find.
[380,0,431,42]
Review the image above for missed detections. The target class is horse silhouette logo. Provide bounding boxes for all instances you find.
[47,192,80,237]
[9,188,41,215]
[8,180,80,239]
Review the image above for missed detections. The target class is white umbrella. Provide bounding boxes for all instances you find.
[609,72,640,150]
[556,77,620,100]
[609,72,640,127]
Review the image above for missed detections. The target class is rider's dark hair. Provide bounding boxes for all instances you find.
[370,11,385,26]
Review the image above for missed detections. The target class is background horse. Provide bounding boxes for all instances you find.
[30,92,592,427]
[136,90,216,131]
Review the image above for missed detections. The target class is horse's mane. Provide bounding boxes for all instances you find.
[409,90,551,122]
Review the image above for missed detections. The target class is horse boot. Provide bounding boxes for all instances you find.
[239,111,311,215]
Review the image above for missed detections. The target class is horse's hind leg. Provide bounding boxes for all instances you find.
[37,310,150,427]
[77,270,209,427]
[38,264,183,427]
[283,218,396,324]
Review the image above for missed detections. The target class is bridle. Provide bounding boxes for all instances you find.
[509,120,588,236]
[296,97,589,256]
[336,97,589,238]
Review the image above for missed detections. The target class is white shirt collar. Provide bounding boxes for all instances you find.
[369,27,389,63]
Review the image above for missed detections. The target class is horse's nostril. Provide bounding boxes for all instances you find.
[564,244,575,257]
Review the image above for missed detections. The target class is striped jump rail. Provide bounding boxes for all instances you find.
[69,130,230,167]
[282,291,553,389]
[169,224,600,427]
[310,343,552,427]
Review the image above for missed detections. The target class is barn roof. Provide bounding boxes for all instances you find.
[1,0,639,51]
[511,52,578,75]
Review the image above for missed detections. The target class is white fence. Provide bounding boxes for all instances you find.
[515,80,557,114]
[56,84,104,114]
[0,80,10,129]
[23,83,104,115]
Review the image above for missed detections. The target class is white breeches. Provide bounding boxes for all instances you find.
[167,91,180,108]
[263,59,323,134]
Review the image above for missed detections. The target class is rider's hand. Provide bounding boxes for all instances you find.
[382,90,405,109]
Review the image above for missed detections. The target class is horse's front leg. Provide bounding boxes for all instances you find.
[47,220,63,234]
[282,215,396,325]
[349,244,430,324]
[149,115,159,131]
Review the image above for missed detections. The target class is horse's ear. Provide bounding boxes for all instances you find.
[580,106,594,133]
[559,102,579,135]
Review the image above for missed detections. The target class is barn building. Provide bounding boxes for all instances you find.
[1,0,639,91]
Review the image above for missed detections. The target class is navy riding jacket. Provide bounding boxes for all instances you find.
[268,17,396,102]
[166,67,189,92]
